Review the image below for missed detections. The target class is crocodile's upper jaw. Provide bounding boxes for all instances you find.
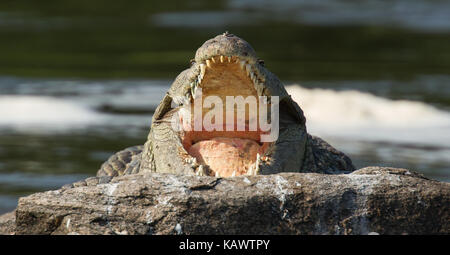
[179,55,272,177]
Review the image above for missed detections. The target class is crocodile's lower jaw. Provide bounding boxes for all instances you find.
[180,55,271,177]
[185,132,268,177]
[189,137,262,177]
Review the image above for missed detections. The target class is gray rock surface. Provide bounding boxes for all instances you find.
[1,167,449,235]
[0,211,15,235]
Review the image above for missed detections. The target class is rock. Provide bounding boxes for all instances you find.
[2,167,449,235]
[0,210,15,235]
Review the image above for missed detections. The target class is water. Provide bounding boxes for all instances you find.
[0,0,449,213]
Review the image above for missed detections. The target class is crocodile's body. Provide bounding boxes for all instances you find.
[97,32,355,178]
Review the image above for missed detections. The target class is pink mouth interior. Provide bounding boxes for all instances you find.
[181,127,268,177]
[188,137,261,177]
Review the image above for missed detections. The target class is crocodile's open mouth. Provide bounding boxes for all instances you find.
[179,56,272,177]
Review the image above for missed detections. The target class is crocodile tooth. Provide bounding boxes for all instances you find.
[200,63,206,77]
[260,84,265,97]
[258,83,265,96]
[231,170,236,177]
[254,84,260,95]
[262,93,269,104]
[220,55,225,63]
[215,171,220,177]
[254,81,260,92]
[239,60,246,70]
[211,57,216,63]
[196,165,205,176]
[184,94,191,105]
[250,72,255,81]
[245,64,251,76]
[253,76,259,86]
[190,82,195,97]
[227,56,232,62]
[254,153,261,175]
[195,169,205,176]
[246,166,253,176]
[206,59,212,68]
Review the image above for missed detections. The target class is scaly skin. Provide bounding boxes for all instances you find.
[96,32,355,177]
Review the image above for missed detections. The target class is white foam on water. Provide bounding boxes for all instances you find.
[286,85,450,148]
[2,81,450,151]
[0,95,106,132]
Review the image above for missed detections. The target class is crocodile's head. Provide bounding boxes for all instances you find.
[150,32,307,177]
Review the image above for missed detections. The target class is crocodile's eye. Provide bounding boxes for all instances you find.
[258,59,265,67]
[189,59,196,67]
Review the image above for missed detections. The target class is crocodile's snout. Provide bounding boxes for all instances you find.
[194,32,258,64]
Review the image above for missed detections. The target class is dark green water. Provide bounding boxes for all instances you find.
[0,0,450,213]
[1,0,450,83]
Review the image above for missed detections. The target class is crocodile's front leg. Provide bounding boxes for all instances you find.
[301,134,355,174]
[96,145,143,177]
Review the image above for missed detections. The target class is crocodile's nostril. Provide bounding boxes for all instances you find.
[223,31,233,37]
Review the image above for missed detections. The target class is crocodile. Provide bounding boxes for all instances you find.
[97,32,355,178]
